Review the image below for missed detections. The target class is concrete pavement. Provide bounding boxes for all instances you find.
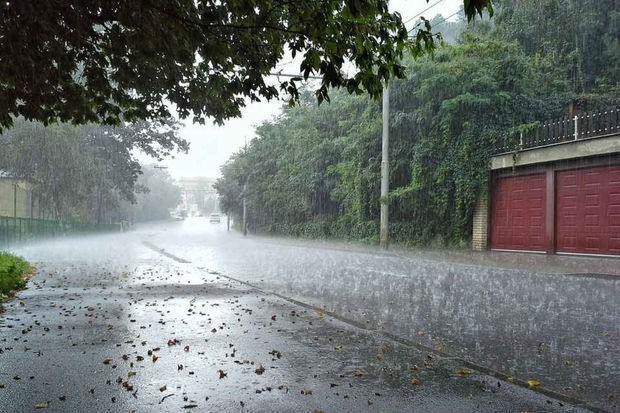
[0,219,617,411]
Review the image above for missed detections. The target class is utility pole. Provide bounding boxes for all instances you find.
[242,182,247,236]
[13,182,17,218]
[242,141,248,237]
[380,83,390,249]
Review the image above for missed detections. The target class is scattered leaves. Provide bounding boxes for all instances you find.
[527,379,541,388]
[269,349,282,359]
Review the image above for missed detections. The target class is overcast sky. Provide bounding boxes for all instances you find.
[154,0,465,180]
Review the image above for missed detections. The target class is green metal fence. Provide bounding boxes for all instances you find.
[0,216,121,248]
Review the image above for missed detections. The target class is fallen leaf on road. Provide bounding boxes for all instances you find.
[455,369,472,376]
[159,385,167,392]
[527,379,541,388]
[34,402,49,409]
[411,379,421,385]
[103,359,113,365]
[255,364,265,375]
[218,369,227,379]
[127,371,136,377]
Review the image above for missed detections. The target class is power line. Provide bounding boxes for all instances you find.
[267,72,322,80]
[404,0,446,29]
[431,10,460,29]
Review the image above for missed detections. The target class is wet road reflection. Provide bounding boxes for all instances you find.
[147,218,619,411]
[2,228,586,412]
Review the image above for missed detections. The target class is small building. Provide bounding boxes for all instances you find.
[473,106,620,256]
[0,172,38,218]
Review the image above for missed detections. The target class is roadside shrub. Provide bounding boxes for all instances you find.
[0,252,30,298]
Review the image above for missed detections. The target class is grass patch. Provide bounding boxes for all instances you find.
[0,252,31,304]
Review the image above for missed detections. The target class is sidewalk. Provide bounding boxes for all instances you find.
[251,234,620,276]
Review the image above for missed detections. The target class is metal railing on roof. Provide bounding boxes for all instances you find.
[493,105,620,155]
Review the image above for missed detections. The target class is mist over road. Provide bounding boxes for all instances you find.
[145,218,620,411]
[1,217,616,412]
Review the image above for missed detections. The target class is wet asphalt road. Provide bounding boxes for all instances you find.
[0,218,617,412]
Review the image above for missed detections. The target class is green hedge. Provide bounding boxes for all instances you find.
[0,252,30,298]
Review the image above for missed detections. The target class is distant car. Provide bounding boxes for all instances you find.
[209,213,221,223]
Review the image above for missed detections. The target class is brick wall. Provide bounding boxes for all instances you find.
[472,190,488,251]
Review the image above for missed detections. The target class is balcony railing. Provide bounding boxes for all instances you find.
[493,105,620,155]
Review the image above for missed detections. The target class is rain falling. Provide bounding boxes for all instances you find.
[0,1,618,412]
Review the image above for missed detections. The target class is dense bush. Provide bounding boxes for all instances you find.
[215,1,617,247]
[0,253,30,299]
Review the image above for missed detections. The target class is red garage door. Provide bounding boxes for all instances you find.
[556,165,620,255]
[490,173,547,251]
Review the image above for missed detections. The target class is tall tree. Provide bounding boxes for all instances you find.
[0,119,187,222]
[124,166,182,222]
[0,0,493,130]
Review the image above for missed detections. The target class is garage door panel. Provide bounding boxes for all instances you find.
[556,165,620,255]
[490,173,547,251]
[584,194,599,205]
[584,214,599,226]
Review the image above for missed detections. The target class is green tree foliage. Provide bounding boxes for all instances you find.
[215,1,616,246]
[0,0,492,130]
[0,119,187,223]
[388,36,568,243]
[492,0,619,102]
[124,166,182,222]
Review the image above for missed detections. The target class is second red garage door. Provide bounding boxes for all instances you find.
[556,165,620,255]
[490,173,547,252]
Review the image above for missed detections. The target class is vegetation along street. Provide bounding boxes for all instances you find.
[0,0,618,412]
